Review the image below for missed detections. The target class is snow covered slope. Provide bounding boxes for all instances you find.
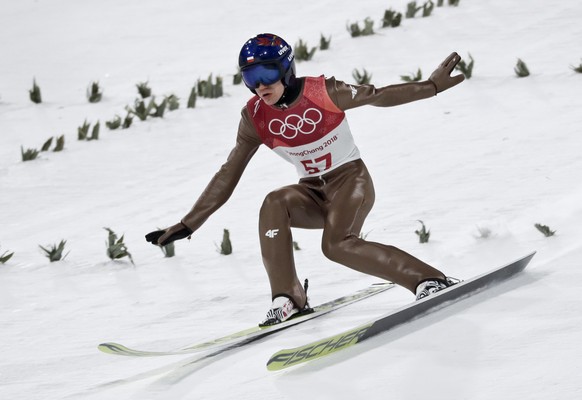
[1,0,581,399]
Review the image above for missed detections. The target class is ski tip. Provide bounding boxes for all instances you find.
[524,250,537,259]
[97,342,128,355]
[516,251,537,267]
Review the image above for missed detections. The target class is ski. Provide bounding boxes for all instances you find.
[98,281,394,357]
[267,252,536,371]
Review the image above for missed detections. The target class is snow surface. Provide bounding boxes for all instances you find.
[1,0,582,399]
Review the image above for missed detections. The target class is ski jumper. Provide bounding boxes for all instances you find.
[180,76,445,307]
[247,77,445,306]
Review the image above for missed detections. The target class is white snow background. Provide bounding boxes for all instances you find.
[1,0,582,399]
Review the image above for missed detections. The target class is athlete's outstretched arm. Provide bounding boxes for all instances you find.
[146,112,261,246]
[328,52,465,110]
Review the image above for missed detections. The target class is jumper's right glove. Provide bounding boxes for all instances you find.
[146,222,193,246]
[428,52,466,94]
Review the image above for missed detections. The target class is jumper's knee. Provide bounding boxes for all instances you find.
[260,189,290,216]
[321,235,359,263]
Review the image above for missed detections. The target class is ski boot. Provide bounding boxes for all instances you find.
[415,277,460,300]
[259,279,313,327]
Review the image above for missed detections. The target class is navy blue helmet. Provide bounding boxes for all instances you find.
[238,33,296,91]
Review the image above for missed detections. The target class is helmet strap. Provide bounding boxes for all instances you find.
[275,77,303,108]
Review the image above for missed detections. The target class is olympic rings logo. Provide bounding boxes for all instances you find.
[268,108,323,139]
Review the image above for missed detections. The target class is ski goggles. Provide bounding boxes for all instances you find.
[240,62,284,89]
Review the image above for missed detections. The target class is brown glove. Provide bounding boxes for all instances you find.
[145,221,192,246]
[428,52,466,94]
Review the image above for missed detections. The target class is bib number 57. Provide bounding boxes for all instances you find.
[300,153,332,175]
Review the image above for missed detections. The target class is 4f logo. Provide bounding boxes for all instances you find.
[265,229,279,239]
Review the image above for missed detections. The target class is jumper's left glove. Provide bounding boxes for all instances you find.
[146,222,193,246]
[428,52,465,94]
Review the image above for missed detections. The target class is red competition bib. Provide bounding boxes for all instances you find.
[247,76,360,178]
